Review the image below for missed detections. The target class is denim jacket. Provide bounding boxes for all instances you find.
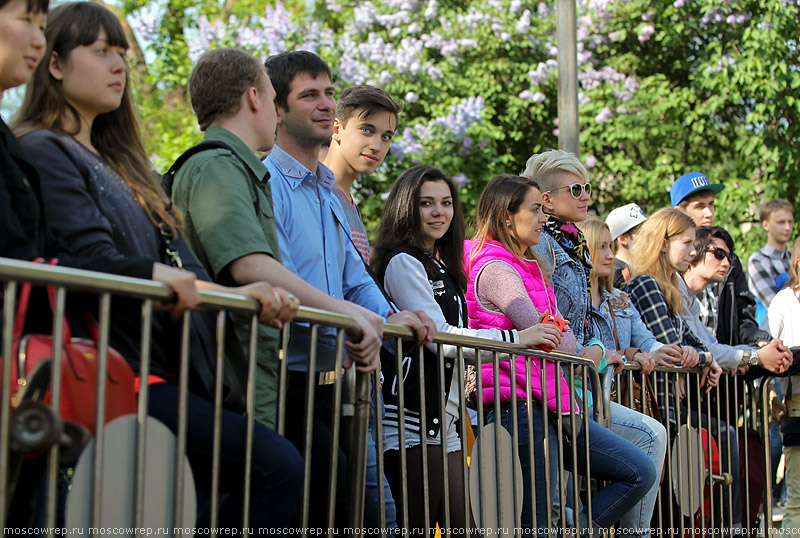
[534,232,592,349]
[589,288,664,353]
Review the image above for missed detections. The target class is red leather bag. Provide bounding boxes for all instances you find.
[5,259,136,433]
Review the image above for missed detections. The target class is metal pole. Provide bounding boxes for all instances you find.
[557,0,580,157]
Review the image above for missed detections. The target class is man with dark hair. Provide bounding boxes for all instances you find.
[681,226,791,373]
[172,48,390,431]
[322,85,400,262]
[672,172,771,347]
[748,198,794,322]
[263,50,434,528]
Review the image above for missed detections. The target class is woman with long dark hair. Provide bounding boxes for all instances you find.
[13,2,302,527]
[371,165,560,531]
[465,174,656,535]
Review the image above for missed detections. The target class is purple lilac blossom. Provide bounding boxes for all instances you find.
[453,173,471,187]
[595,107,614,124]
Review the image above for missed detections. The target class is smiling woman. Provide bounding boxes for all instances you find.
[0,0,47,94]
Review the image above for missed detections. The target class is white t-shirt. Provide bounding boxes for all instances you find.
[768,287,800,397]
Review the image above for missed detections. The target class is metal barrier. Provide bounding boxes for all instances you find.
[603,364,778,536]
[0,259,604,538]
[379,333,604,537]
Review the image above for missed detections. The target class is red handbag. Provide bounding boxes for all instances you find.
[5,259,136,433]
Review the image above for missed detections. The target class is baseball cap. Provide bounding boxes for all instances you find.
[606,203,648,241]
[670,172,725,207]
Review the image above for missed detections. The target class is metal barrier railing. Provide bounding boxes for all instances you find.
[1,258,606,538]
[3,256,782,537]
[603,364,777,535]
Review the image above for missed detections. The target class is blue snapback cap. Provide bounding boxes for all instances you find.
[670,172,725,206]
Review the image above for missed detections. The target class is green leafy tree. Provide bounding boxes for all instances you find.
[123,0,800,259]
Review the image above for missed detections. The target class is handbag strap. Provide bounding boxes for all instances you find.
[606,295,620,350]
[13,258,73,343]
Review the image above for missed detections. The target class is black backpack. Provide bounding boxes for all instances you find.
[160,140,261,215]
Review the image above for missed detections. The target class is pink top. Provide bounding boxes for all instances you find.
[465,240,576,413]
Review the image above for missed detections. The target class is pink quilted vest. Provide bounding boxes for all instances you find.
[464,240,574,413]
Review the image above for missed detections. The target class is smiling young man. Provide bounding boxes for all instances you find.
[672,172,771,347]
[322,85,399,262]
[262,51,433,530]
[748,199,794,320]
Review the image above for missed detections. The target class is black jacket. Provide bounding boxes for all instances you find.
[0,119,153,278]
[377,247,467,439]
[715,254,770,347]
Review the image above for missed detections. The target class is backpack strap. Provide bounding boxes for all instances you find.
[162,140,263,215]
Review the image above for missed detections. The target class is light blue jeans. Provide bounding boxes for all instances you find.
[606,401,667,537]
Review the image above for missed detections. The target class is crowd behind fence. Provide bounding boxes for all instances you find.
[0,258,781,537]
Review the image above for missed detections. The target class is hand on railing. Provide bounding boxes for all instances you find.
[630,351,655,374]
[518,321,564,351]
[386,310,436,346]
[754,338,793,374]
[343,309,384,373]
[699,356,723,393]
[151,262,201,317]
[679,345,702,369]
[231,283,299,329]
[649,344,683,369]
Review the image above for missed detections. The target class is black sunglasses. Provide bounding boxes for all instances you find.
[546,182,591,199]
[705,247,731,262]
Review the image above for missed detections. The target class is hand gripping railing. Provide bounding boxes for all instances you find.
[1,257,603,537]
[601,362,775,535]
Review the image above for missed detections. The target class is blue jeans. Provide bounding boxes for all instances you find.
[148,383,303,529]
[564,416,657,531]
[490,401,656,532]
[605,401,667,536]
[367,404,397,534]
[487,401,560,536]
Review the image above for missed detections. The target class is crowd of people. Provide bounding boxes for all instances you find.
[1,0,798,535]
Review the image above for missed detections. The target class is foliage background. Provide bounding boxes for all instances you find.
[107,0,799,260]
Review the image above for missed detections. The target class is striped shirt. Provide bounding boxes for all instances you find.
[333,185,370,263]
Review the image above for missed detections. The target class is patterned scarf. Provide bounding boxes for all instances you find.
[543,214,594,334]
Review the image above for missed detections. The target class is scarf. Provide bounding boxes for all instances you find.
[543,214,594,336]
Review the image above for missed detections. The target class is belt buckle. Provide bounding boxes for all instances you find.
[317,370,337,385]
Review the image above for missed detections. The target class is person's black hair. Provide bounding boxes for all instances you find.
[264,51,331,110]
[371,165,467,291]
[691,226,735,265]
[0,0,48,12]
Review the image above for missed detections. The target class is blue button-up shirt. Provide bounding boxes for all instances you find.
[265,145,391,371]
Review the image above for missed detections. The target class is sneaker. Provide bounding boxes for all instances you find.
[772,502,785,522]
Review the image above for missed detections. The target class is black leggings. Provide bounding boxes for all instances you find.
[384,445,469,532]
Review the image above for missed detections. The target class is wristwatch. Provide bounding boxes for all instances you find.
[741,349,759,367]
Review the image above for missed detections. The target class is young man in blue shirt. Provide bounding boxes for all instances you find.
[263,50,434,529]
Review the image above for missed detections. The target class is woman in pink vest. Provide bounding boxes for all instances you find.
[465,175,655,535]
